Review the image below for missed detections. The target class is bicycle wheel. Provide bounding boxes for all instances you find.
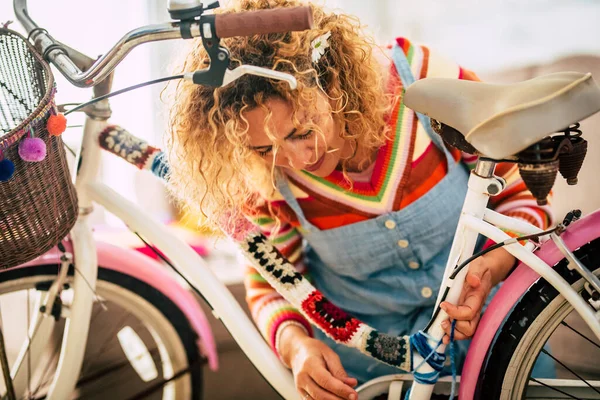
[0,264,204,400]
[475,237,600,399]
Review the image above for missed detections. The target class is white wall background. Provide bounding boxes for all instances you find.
[323,0,600,73]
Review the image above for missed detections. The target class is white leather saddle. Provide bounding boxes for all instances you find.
[403,72,600,159]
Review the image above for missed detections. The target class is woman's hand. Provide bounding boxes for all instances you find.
[439,247,516,344]
[279,325,358,400]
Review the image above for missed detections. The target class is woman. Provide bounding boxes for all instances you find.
[167,1,552,399]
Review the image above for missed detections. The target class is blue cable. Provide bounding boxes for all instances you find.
[449,320,457,399]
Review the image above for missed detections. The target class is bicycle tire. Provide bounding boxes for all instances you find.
[475,237,600,399]
[0,264,205,400]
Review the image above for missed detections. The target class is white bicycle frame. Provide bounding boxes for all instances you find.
[9,1,600,399]
[15,110,600,400]
[405,161,600,399]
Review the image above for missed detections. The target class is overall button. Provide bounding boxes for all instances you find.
[421,286,433,298]
[397,239,409,248]
[385,220,396,229]
[408,261,420,269]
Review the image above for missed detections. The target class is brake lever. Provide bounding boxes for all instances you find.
[184,64,297,89]
[184,9,297,90]
[224,65,296,89]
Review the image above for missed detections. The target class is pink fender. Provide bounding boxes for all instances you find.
[460,209,600,399]
[20,241,218,371]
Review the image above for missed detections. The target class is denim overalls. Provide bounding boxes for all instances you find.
[276,44,472,383]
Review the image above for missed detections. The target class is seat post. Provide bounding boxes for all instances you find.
[473,158,496,178]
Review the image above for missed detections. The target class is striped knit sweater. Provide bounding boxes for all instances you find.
[242,37,554,357]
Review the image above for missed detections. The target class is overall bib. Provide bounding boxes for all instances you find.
[277,45,471,383]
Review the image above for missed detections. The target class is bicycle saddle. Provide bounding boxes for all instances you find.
[403,72,600,159]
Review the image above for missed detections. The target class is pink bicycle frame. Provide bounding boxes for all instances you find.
[19,240,219,371]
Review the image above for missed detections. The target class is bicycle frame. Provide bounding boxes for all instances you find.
[404,160,600,399]
[10,1,600,399]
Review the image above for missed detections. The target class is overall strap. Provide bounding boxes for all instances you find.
[276,176,319,232]
[392,44,454,169]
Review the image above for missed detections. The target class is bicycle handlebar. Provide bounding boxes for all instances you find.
[13,0,312,88]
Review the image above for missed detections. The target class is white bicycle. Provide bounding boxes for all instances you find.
[2,1,600,399]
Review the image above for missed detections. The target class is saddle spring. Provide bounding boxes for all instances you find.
[517,123,588,205]
[429,119,588,206]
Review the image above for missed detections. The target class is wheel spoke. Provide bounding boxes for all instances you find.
[81,309,131,377]
[536,348,600,395]
[529,377,581,399]
[476,239,600,399]
[0,268,198,399]
[31,337,62,398]
[560,321,600,350]
[0,310,16,400]
[125,357,202,400]
[77,348,160,388]
[27,288,31,398]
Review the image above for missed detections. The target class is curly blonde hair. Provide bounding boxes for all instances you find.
[167,0,392,235]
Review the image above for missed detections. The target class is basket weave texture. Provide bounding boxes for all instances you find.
[0,28,78,269]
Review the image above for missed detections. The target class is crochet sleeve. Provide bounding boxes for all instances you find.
[241,207,314,358]
[237,205,413,372]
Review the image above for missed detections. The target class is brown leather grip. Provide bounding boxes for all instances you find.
[215,6,313,38]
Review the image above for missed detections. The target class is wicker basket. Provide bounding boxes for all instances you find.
[0,28,78,269]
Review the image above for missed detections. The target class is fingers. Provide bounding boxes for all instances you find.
[297,373,356,400]
[323,350,358,388]
[437,260,495,345]
[440,277,488,344]
[442,290,484,321]
[465,260,487,288]
[291,338,358,400]
[440,290,484,344]
[466,270,482,288]
[314,365,357,400]
[441,314,480,344]
[301,378,345,400]
[441,271,492,322]
[295,360,357,400]
[342,376,358,387]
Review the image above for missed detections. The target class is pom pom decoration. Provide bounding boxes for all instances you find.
[18,137,47,162]
[47,113,67,136]
[0,158,15,182]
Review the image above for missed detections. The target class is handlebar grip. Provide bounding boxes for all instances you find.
[215,6,313,38]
